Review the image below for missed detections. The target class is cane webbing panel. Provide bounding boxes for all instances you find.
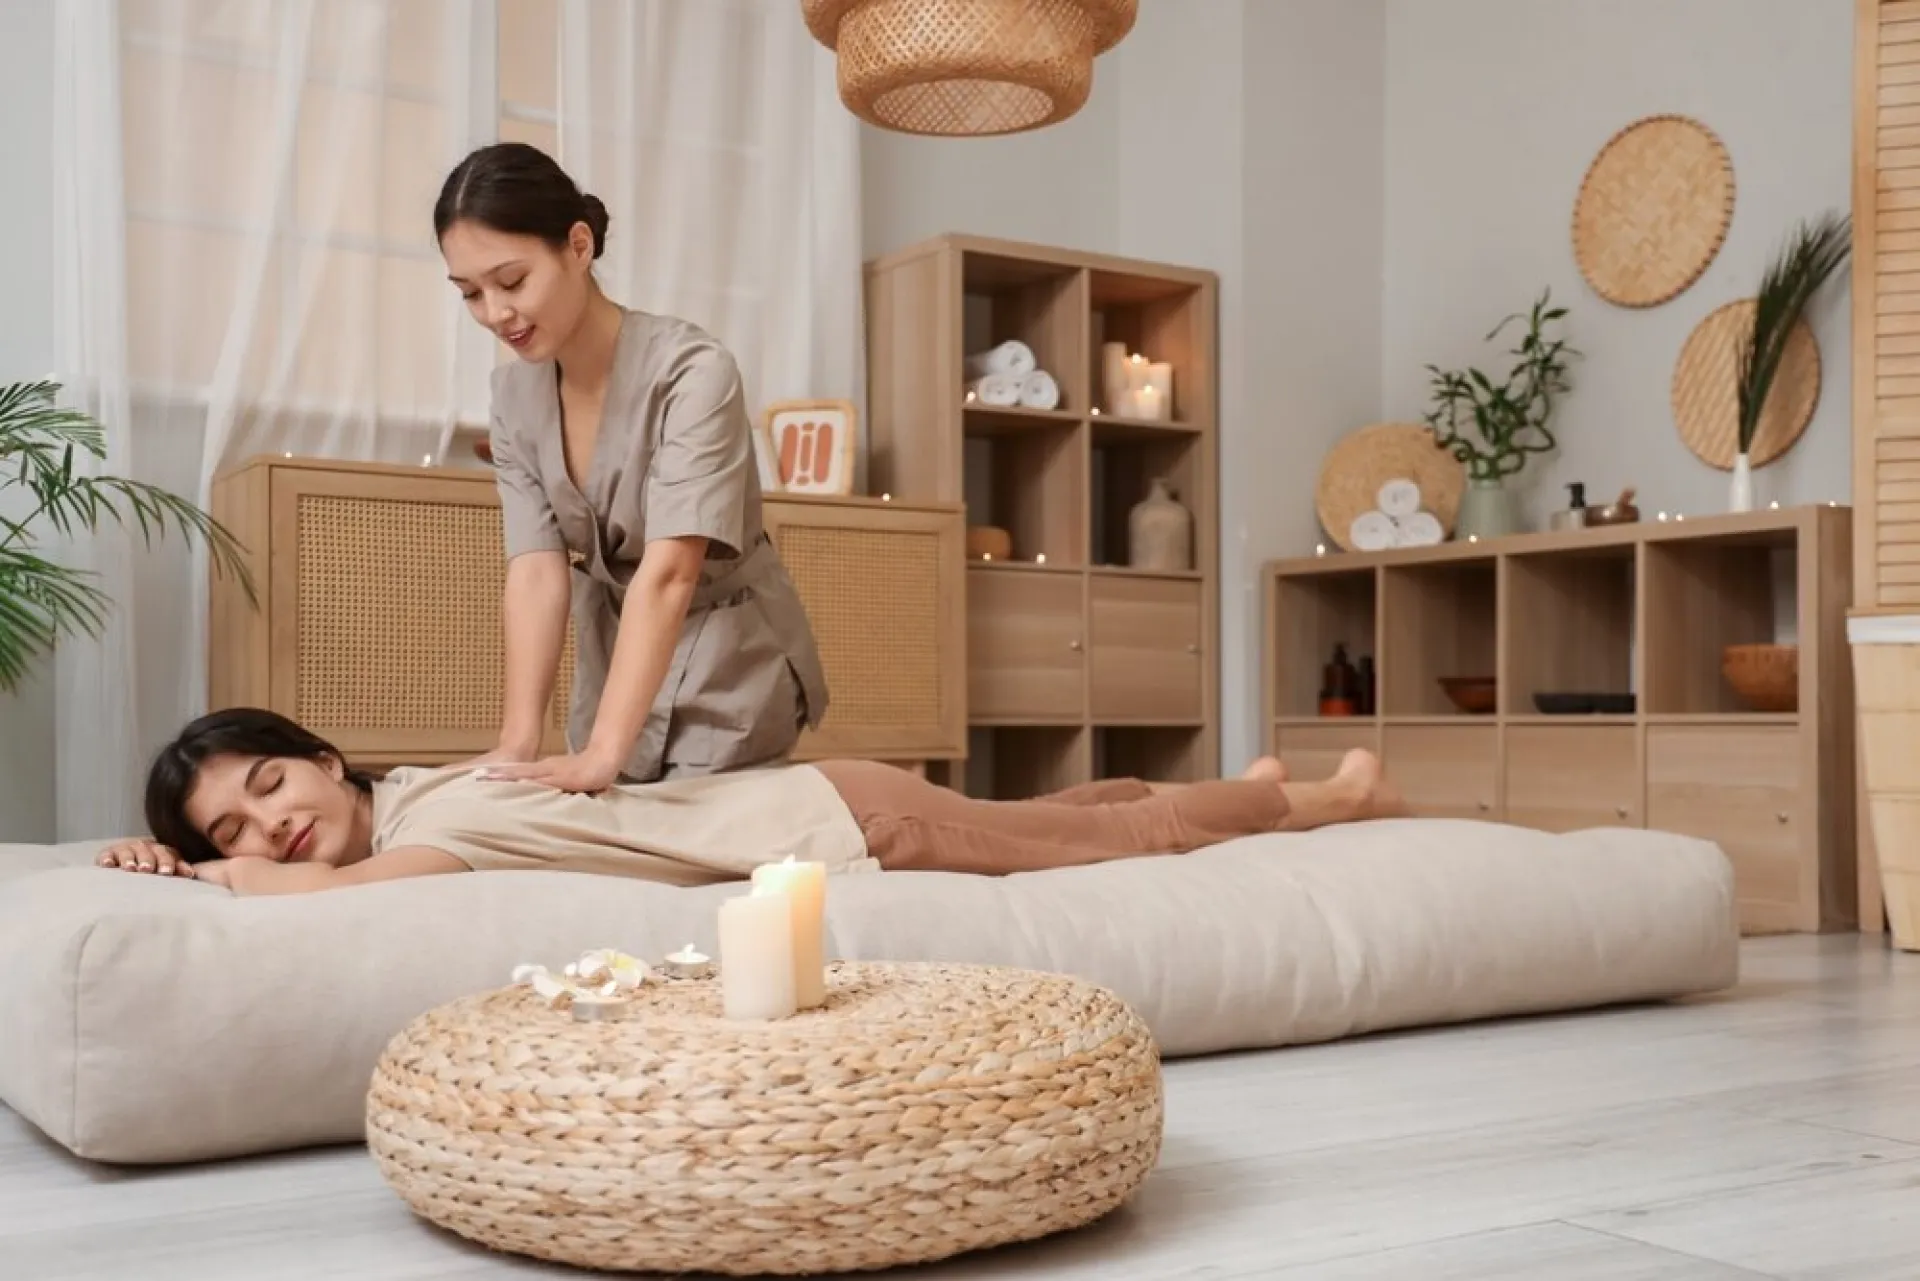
[776,524,944,728]
[296,494,507,731]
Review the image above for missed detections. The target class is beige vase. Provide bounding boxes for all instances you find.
[1128,478,1192,572]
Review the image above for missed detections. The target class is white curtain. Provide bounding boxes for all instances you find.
[552,0,866,439]
[48,0,865,841]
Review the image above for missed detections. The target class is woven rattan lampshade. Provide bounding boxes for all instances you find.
[802,0,1136,136]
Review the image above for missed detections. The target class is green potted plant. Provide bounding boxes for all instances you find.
[0,378,254,695]
[1731,211,1851,511]
[1422,288,1578,539]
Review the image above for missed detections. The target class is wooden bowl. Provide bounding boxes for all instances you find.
[1439,676,1497,715]
[1722,643,1798,713]
[966,525,1013,561]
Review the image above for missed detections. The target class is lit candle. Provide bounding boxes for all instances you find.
[1144,361,1173,417]
[1035,552,1047,565]
[1134,385,1162,420]
[749,854,827,1009]
[717,891,795,1020]
[661,942,713,981]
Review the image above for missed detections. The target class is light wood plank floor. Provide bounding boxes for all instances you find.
[3,934,1917,1279]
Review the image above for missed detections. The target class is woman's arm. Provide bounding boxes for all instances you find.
[496,550,572,756]
[203,845,468,897]
[582,534,707,767]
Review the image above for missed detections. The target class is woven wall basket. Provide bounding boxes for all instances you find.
[802,0,1137,136]
[1572,114,1734,308]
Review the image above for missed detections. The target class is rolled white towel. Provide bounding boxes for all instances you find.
[1377,477,1422,518]
[966,374,1022,407]
[1349,510,1397,552]
[1398,510,1444,546]
[964,340,1037,381]
[1018,369,1061,411]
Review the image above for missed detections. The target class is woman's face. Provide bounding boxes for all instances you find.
[180,753,370,867]
[440,218,595,363]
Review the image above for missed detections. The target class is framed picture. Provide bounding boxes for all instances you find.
[761,399,858,496]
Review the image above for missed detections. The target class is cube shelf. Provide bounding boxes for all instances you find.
[867,233,1220,794]
[1262,505,1857,937]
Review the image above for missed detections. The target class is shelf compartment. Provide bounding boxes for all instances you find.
[965,566,1086,723]
[962,404,1080,435]
[1380,560,1498,717]
[1273,721,1379,782]
[1088,575,1204,723]
[1500,545,1636,717]
[1095,725,1205,786]
[1090,270,1207,427]
[1643,529,1798,716]
[1089,427,1202,570]
[1269,566,1377,719]
[1381,723,1499,820]
[961,252,1087,415]
[962,418,1084,567]
[964,726,1090,800]
[1504,725,1640,832]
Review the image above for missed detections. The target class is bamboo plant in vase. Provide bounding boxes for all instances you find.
[0,378,254,695]
[1422,289,1578,540]
[1731,212,1851,512]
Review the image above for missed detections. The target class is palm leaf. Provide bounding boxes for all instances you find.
[1737,212,1852,454]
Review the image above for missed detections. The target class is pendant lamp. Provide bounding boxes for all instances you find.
[802,0,1137,137]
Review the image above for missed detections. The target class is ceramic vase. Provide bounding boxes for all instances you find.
[1454,477,1520,541]
[1729,451,1754,512]
[1128,478,1193,572]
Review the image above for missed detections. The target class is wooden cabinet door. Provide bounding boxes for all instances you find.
[1381,724,1499,821]
[1647,726,1804,933]
[1505,726,1640,832]
[1088,575,1204,722]
[967,568,1086,722]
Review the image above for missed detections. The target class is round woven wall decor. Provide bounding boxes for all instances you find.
[801,0,1137,136]
[1315,422,1466,551]
[1671,298,1821,470]
[1573,115,1734,308]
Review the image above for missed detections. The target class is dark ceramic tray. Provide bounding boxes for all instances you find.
[1533,692,1636,715]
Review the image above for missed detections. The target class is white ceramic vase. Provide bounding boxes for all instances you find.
[1729,451,1754,513]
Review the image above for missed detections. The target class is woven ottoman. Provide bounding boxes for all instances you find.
[365,960,1164,1275]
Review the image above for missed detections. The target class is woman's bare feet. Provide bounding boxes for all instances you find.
[1330,748,1408,820]
[1240,755,1289,784]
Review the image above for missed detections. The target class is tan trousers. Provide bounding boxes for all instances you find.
[811,760,1292,875]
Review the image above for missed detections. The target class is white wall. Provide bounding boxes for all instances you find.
[0,1,58,843]
[1381,0,1856,528]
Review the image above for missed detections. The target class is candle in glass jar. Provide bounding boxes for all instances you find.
[749,854,827,1009]
[717,891,795,1020]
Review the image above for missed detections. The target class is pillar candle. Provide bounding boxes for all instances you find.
[749,855,827,1008]
[1144,362,1174,417]
[1101,341,1130,414]
[717,890,795,1020]
[1125,352,1150,391]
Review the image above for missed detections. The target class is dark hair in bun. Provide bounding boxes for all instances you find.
[434,142,609,259]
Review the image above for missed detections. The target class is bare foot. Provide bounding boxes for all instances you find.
[1331,748,1408,820]
[1241,754,1289,785]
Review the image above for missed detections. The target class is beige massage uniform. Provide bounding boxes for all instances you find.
[372,764,878,885]
[488,308,828,783]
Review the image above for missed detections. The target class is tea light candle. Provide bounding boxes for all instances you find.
[718,891,795,1020]
[749,855,827,1009]
[569,993,629,1023]
[661,942,713,981]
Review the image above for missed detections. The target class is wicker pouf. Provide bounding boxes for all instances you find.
[365,961,1164,1275]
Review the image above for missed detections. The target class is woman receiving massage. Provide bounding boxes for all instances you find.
[95,708,1409,896]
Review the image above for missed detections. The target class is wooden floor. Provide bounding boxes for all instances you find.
[3,934,1917,1279]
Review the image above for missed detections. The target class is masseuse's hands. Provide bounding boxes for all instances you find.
[97,838,195,878]
[456,738,540,772]
[476,747,623,794]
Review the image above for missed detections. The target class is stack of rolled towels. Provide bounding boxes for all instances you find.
[1349,478,1446,551]
[964,340,1061,411]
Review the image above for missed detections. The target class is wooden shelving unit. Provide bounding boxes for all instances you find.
[865,233,1219,797]
[1263,505,1857,935]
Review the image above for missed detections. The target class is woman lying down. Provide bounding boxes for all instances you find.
[97,708,1410,896]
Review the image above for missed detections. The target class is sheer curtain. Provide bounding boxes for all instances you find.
[550,0,866,441]
[49,0,865,841]
[52,0,486,839]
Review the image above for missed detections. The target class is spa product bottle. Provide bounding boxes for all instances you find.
[1357,655,1376,716]
[1320,643,1360,717]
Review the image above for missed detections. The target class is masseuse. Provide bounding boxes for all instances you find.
[436,142,827,793]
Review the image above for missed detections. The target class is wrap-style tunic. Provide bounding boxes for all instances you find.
[487,308,828,782]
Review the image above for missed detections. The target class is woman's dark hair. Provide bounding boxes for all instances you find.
[434,142,610,259]
[144,707,374,864]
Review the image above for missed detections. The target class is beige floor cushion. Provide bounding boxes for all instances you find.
[0,817,1738,1165]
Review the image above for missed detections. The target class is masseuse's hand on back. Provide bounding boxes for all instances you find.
[97,837,195,878]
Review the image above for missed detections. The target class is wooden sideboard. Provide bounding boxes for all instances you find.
[1264,505,1856,936]
[206,455,966,772]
